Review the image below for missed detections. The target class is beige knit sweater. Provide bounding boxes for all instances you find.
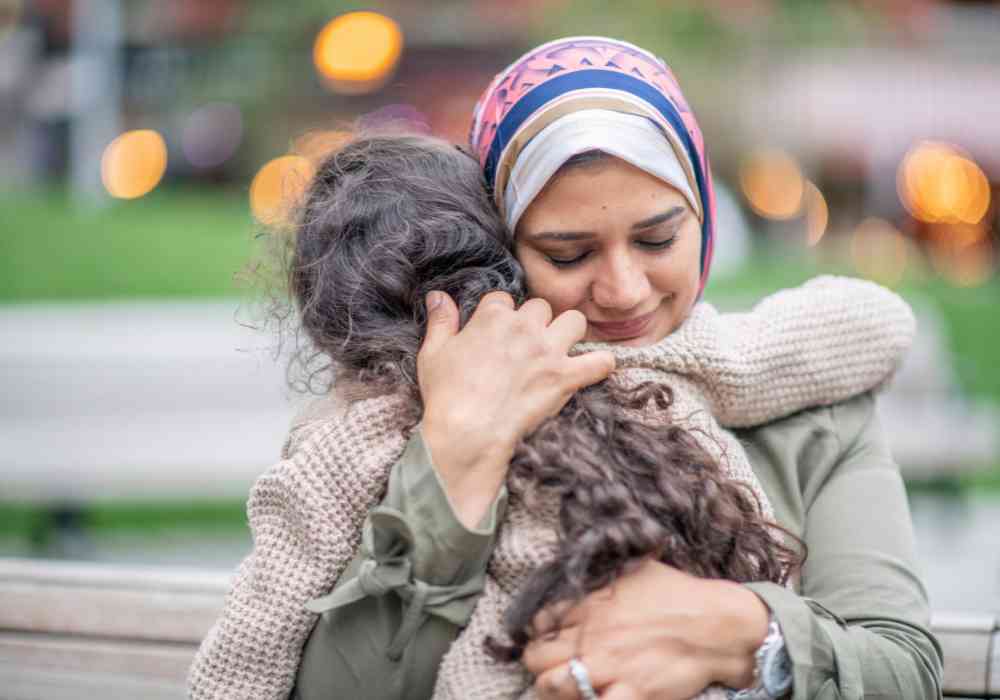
[188,276,915,700]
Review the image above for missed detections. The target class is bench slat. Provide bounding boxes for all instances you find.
[0,665,185,700]
[938,630,994,697]
[934,612,999,634]
[0,632,194,682]
[0,580,224,643]
[0,556,232,593]
[1,557,996,697]
[0,633,192,700]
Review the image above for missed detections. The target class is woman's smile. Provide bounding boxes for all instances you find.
[587,307,658,341]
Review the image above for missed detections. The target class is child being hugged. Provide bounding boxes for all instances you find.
[188,133,915,700]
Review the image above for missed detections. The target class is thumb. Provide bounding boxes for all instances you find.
[565,350,616,392]
[420,291,460,356]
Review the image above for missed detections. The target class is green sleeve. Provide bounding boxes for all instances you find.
[743,394,944,699]
[291,427,507,700]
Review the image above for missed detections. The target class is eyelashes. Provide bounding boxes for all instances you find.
[546,235,677,268]
[547,251,590,268]
[637,236,678,252]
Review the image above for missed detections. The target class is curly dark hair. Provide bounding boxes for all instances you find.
[283,131,804,660]
[285,133,523,399]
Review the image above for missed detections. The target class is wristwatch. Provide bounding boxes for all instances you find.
[726,615,793,700]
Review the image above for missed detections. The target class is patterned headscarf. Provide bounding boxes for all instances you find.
[469,36,717,293]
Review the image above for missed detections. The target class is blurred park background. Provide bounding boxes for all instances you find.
[0,0,997,613]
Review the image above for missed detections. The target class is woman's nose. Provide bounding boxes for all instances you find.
[591,252,650,311]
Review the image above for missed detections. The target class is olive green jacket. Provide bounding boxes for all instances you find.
[291,392,943,699]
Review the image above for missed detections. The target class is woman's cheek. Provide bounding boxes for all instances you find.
[653,246,701,303]
[522,260,583,313]
[544,275,589,316]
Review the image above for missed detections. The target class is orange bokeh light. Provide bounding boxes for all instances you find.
[927,230,996,287]
[898,141,991,225]
[313,12,403,94]
[739,148,805,220]
[249,155,315,227]
[101,130,168,200]
[804,181,829,247]
[850,217,908,287]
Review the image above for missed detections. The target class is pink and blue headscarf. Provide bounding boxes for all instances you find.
[469,36,717,294]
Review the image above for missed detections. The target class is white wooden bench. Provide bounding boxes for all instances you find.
[0,557,996,698]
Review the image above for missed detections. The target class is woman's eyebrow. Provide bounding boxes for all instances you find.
[632,206,686,230]
[526,206,686,241]
[526,230,596,242]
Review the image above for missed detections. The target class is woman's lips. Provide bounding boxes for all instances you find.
[587,310,656,340]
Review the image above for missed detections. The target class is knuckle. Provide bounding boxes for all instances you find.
[479,300,505,317]
[536,336,558,358]
[482,290,513,307]
[526,297,552,316]
[537,669,563,694]
[509,316,529,333]
[540,363,566,391]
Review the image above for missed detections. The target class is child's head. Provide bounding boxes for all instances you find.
[289,133,524,396]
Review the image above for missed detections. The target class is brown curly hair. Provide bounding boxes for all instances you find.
[281,131,805,660]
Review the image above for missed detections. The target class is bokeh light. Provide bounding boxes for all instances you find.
[182,102,243,170]
[313,11,403,95]
[100,130,168,200]
[898,141,991,225]
[804,181,829,247]
[739,148,805,220]
[850,217,908,287]
[249,155,315,227]
[927,225,996,287]
[930,242,996,287]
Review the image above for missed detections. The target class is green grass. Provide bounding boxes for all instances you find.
[0,500,249,545]
[905,465,1000,495]
[0,187,256,301]
[1,187,998,402]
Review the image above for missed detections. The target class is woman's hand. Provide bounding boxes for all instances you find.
[523,558,771,700]
[418,291,615,529]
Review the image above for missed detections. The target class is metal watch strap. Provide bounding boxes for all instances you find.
[726,616,792,700]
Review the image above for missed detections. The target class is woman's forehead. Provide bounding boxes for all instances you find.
[518,159,694,235]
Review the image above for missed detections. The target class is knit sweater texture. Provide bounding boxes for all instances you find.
[188,276,916,700]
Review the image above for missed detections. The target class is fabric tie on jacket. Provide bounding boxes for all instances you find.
[305,506,485,660]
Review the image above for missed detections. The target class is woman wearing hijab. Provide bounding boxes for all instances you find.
[192,37,942,700]
[424,38,940,698]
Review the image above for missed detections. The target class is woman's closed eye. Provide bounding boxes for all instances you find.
[544,236,677,268]
[636,235,677,252]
